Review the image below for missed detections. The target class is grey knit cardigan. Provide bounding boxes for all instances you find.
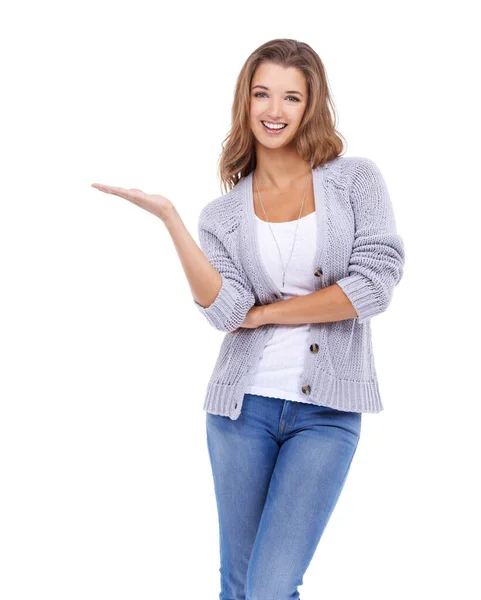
[193,156,405,420]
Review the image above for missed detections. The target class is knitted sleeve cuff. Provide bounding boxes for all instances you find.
[336,274,383,325]
[193,273,255,332]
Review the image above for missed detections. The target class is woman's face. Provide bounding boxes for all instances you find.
[249,61,308,149]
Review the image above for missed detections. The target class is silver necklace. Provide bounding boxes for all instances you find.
[254,169,311,292]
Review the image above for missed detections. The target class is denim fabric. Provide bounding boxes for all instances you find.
[206,393,362,600]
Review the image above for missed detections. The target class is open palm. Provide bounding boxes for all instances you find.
[91,183,174,220]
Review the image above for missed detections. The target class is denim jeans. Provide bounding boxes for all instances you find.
[205,393,362,600]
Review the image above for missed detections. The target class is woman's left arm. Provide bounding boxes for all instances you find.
[334,157,405,324]
[257,158,406,327]
[258,283,359,326]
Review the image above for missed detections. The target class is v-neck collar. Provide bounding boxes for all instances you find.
[240,165,327,302]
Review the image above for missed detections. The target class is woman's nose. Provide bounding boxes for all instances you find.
[266,97,284,118]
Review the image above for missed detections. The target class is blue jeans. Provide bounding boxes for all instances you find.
[205,393,362,600]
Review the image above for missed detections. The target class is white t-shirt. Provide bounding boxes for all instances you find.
[244,210,319,403]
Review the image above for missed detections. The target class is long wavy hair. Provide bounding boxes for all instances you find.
[218,39,346,194]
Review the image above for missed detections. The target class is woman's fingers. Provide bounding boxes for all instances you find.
[91,184,147,207]
[92,183,142,198]
[91,183,118,193]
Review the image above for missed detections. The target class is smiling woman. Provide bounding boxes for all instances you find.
[92,37,405,600]
[193,38,405,600]
[248,61,310,157]
[217,43,345,194]
[250,71,305,138]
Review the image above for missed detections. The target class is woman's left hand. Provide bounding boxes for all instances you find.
[230,305,267,334]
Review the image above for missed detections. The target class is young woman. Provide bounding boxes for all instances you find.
[92,38,405,600]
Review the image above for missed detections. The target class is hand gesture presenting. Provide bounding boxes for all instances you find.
[91,183,175,222]
[91,178,238,331]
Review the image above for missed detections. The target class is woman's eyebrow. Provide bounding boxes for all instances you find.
[251,84,304,97]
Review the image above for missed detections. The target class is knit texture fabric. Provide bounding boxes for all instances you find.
[194,156,405,420]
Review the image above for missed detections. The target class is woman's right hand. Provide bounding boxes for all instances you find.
[91,183,175,222]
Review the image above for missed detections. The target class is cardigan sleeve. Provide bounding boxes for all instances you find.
[193,215,256,333]
[335,158,405,325]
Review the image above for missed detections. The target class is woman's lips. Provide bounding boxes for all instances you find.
[261,121,288,135]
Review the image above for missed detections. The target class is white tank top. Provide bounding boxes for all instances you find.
[244,210,318,403]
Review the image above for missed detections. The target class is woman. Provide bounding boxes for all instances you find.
[92,39,405,600]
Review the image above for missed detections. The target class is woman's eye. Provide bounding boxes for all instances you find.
[254,92,299,102]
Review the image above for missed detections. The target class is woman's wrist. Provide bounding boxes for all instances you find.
[159,202,180,226]
[259,303,271,326]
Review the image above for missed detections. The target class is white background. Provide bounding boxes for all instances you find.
[1,0,479,598]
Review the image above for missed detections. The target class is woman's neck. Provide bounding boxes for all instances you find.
[254,150,311,192]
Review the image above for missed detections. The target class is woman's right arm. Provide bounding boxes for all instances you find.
[163,205,222,309]
[163,205,256,332]
[91,182,254,332]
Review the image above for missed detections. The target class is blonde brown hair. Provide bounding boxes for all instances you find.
[218,38,346,194]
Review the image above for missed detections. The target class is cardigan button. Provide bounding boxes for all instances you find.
[310,343,319,354]
[314,269,323,277]
[301,384,311,395]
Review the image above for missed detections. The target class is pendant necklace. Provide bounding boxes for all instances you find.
[253,169,311,293]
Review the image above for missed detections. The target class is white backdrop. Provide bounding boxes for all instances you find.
[1,0,479,598]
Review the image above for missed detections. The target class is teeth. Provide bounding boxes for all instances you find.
[262,121,287,130]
